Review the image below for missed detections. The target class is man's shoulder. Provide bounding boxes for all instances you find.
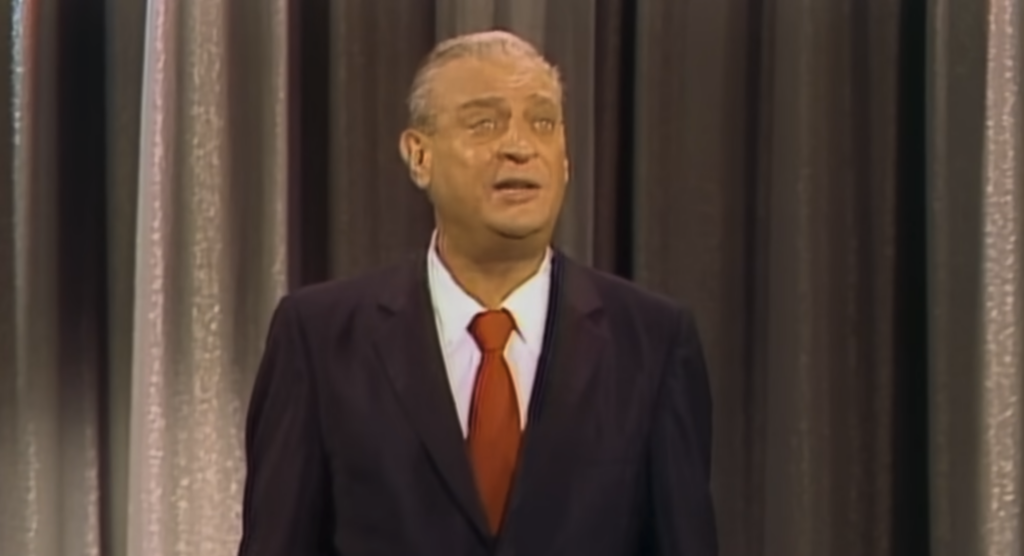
[567,259,693,322]
[566,261,702,353]
[280,255,420,320]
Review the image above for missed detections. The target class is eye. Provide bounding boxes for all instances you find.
[534,118,556,132]
[471,119,497,132]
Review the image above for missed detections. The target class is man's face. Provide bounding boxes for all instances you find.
[405,54,569,243]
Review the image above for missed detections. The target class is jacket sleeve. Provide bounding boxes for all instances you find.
[238,295,333,556]
[646,306,718,555]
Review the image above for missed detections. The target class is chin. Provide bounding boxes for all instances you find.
[490,222,547,241]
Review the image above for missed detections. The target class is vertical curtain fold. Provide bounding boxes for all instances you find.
[2,1,107,554]
[927,0,988,553]
[928,0,1023,554]
[326,0,434,278]
[975,3,1023,554]
[541,0,595,265]
[127,0,288,554]
[757,4,903,555]
[630,3,759,554]
[4,1,63,555]
[0,0,16,549]
[104,0,146,552]
[126,0,183,552]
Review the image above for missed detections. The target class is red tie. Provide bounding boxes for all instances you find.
[466,309,521,534]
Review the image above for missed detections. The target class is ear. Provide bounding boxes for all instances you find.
[399,129,431,189]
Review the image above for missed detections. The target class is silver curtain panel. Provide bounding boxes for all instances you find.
[125,0,288,555]
[0,1,1021,556]
[2,0,289,554]
[929,0,1024,555]
[2,1,101,555]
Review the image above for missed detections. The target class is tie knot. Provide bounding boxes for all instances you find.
[468,309,516,353]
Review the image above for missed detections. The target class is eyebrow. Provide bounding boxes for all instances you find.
[456,97,508,112]
[525,93,558,106]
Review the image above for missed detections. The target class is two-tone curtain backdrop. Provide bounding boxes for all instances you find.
[0,1,1020,556]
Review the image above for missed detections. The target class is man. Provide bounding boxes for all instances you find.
[238,30,717,556]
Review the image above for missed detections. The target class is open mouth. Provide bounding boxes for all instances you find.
[493,178,541,191]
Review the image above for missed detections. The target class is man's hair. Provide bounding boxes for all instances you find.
[406,30,563,132]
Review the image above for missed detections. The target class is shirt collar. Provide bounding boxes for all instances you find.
[426,231,551,352]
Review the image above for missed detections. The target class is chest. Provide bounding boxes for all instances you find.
[318,332,657,471]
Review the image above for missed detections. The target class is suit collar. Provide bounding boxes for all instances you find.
[425,234,553,353]
[376,248,597,317]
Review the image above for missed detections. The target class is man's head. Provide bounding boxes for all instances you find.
[399,31,569,252]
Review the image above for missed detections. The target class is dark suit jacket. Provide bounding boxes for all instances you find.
[238,251,717,556]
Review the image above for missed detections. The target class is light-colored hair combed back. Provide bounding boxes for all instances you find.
[406,30,563,131]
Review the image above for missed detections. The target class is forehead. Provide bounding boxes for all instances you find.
[427,55,562,111]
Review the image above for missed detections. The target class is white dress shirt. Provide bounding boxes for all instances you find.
[426,234,552,437]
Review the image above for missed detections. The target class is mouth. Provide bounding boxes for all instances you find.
[493,178,542,192]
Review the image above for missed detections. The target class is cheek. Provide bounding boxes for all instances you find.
[439,148,496,188]
[429,150,494,203]
[540,138,568,171]
[547,153,569,184]
[459,142,497,166]
[435,141,493,171]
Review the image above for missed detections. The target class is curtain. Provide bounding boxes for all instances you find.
[0,1,1020,555]
[928,1,1024,555]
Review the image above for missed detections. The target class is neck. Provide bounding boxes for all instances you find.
[436,230,549,309]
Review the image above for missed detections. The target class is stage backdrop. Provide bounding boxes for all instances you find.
[0,1,1021,555]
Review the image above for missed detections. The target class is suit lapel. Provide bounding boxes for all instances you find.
[505,254,609,522]
[526,252,608,428]
[371,255,491,541]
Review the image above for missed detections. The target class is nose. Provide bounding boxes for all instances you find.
[497,123,537,163]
